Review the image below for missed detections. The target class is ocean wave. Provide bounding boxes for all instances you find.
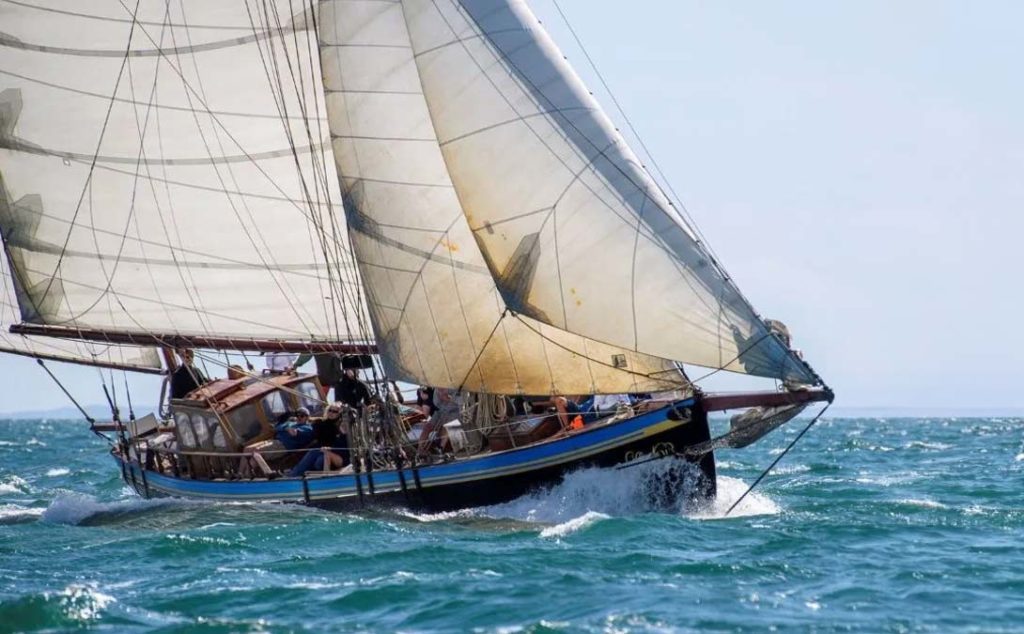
[45,468,71,477]
[895,498,948,510]
[539,511,611,539]
[855,472,922,487]
[0,474,30,495]
[41,492,188,526]
[0,503,45,524]
[905,441,953,451]
[773,464,811,475]
[0,583,117,630]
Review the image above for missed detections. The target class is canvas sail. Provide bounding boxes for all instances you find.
[0,1,368,346]
[399,0,818,385]
[0,246,161,372]
[317,0,686,394]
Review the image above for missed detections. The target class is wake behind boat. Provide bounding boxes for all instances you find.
[0,0,832,512]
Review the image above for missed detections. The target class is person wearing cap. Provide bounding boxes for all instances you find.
[237,407,314,478]
[287,403,348,477]
[275,407,315,449]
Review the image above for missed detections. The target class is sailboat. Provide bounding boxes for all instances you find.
[0,0,831,511]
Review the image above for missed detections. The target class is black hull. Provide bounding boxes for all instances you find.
[316,410,716,513]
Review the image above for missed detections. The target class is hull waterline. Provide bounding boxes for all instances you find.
[115,398,716,512]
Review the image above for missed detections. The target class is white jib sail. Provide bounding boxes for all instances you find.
[318,0,686,394]
[400,0,817,384]
[0,1,367,344]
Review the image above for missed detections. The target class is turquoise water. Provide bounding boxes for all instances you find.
[0,416,1021,632]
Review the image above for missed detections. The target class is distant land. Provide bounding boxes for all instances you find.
[0,404,160,421]
[0,403,1021,421]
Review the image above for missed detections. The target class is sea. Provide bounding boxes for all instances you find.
[0,415,1021,633]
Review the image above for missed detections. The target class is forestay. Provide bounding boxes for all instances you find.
[317,0,686,394]
[401,0,817,384]
[0,1,367,345]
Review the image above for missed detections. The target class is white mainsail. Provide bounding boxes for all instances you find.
[400,0,817,384]
[318,0,686,394]
[1,246,161,372]
[0,1,367,345]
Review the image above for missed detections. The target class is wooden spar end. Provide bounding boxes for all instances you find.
[701,388,833,412]
[10,323,377,355]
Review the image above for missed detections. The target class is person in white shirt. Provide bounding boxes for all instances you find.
[592,393,630,412]
[265,351,299,374]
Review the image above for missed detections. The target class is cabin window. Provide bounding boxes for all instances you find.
[262,391,288,422]
[296,381,323,415]
[175,412,195,448]
[192,414,210,447]
[227,404,263,444]
[210,419,229,450]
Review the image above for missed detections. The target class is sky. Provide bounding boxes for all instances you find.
[0,1,1021,414]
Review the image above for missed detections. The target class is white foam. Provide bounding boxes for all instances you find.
[0,475,29,495]
[691,475,781,520]
[0,503,44,522]
[905,441,952,451]
[397,508,478,523]
[166,533,235,546]
[896,498,948,510]
[773,464,811,475]
[480,459,707,524]
[854,472,922,487]
[45,468,71,477]
[539,511,610,539]
[49,584,116,622]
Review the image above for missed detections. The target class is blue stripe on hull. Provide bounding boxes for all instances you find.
[122,399,698,504]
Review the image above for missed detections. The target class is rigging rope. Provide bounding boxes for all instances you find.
[35,359,95,425]
[724,401,832,517]
[546,0,823,385]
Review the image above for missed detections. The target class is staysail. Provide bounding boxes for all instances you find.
[399,0,818,385]
[318,0,686,394]
[0,1,368,347]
